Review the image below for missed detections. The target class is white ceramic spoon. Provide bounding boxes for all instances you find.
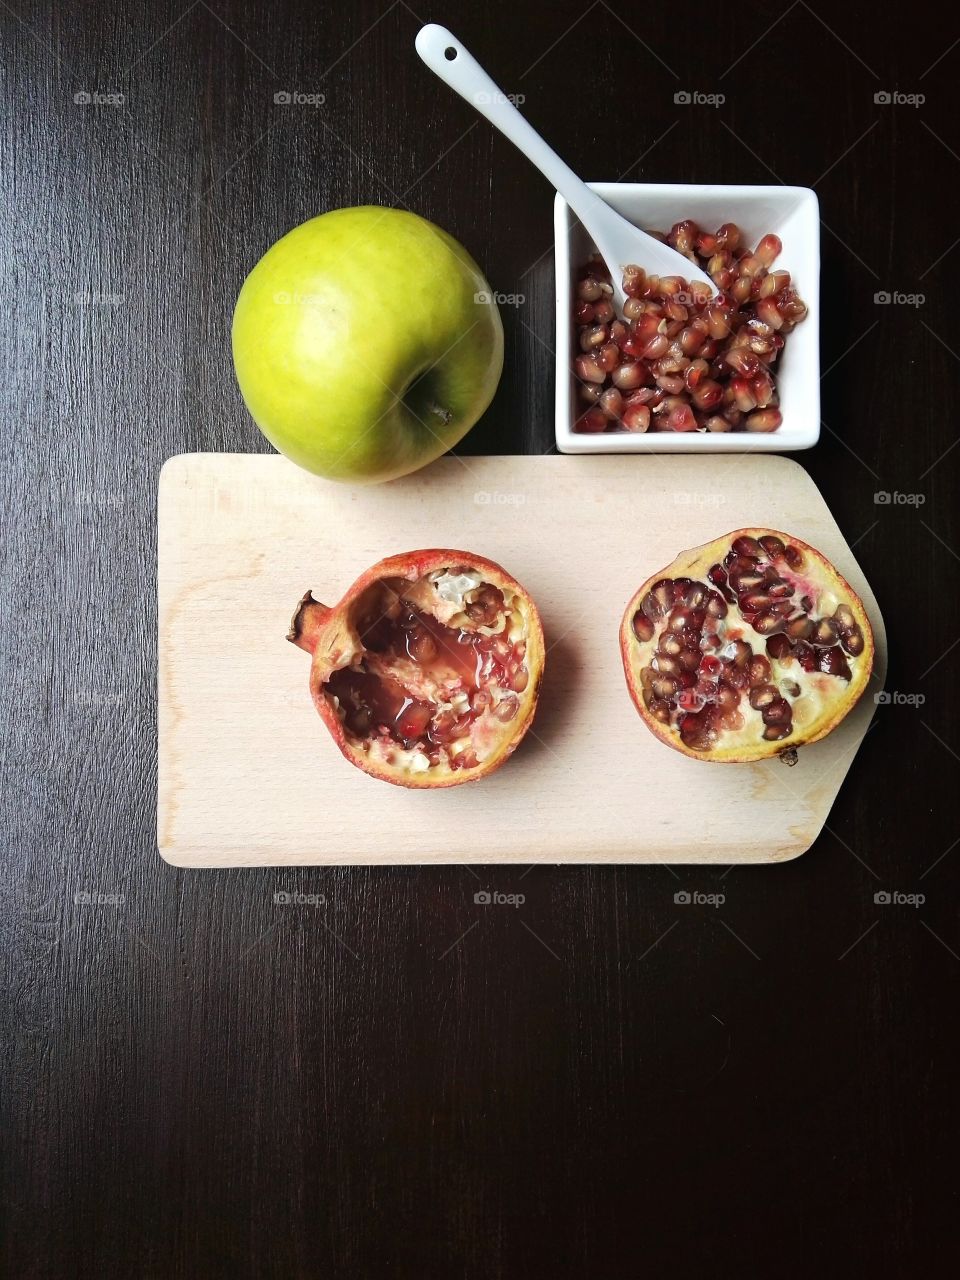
[414,23,714,304]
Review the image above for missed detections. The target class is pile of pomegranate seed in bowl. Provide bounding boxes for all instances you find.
[573,220,808,435]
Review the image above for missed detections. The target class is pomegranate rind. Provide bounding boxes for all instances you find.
[620,528,875,763]
[290,549,545,789]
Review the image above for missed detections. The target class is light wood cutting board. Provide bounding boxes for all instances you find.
[157,454,886,866]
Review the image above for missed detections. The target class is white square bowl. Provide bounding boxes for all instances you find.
[554,184,820,453]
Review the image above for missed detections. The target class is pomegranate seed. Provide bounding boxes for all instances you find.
[813,618,838,645]
[600,387,623,419]
[622,404,650,432]
[785,616,813,640]
[762,696,791,724]
[706,304,733,339]
[716,222,741,250]
[633,611,655,642]
[750,372,775,406]
[574,301,595,324]
[756,233,782,266]
[818,647,851,679]
[692,379,723,410]
[577,278,602,302]
[731,534,762,557]
[612,361,645,391]
[757,274,779,299]
[729,377,758,412]
[755,298,784,330]
[688,280,714,308]
[669,219,699,251]
[668,404,697,431]
[684,358,708,389]
[599,342,620,372]
[642,333,670,359]
[704,415,730,432]
[622,266,647,297]
[748,653,772,683]
[749,683,777,709]
[575,355,606,384]
[841,625,865,657]
[724,348,761,378]
[679,325,705,355]
[579,324,608,351]
[784,544,804,570]
[575,407,607,433]
[745,409,783,432]
[729,277,752,305]
[763,723,791,741]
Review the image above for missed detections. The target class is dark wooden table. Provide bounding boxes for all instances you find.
[2,1,957,1273]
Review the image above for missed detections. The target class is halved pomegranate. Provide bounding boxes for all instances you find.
[288,550,545,788]
[620,530,874,763]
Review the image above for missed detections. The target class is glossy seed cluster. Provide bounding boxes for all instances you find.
[634,534,863,752]
[574,220,808,434]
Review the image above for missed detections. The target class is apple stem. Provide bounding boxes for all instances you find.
[424,400,453,426]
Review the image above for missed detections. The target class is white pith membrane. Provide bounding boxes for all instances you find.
[625,533,872,759]
[321,567,533,779]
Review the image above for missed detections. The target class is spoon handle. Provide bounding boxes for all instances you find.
[415,24,608,237]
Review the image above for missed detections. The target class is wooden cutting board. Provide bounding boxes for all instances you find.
[158,454,886,866]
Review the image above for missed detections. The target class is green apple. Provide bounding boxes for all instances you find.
[232,206,504,484]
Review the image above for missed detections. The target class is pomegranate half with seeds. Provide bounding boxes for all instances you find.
[288,550,545,788]
[621,530,874,762]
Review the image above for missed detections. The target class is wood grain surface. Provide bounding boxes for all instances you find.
[2,0,958,1274]
[158,453,887,865]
